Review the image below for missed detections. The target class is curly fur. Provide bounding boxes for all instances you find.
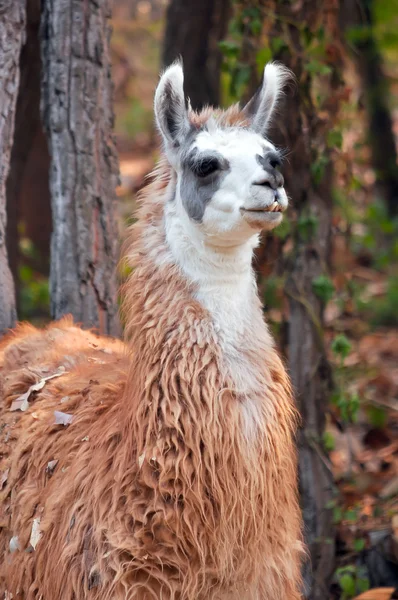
[0,105,303,599]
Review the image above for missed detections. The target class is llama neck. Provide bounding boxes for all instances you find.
[122,168,283,446]
[164,203,263,347]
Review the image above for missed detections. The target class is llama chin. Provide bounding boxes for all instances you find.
[0,61,304,600]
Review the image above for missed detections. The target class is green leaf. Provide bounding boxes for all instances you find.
[263,277,282,309]
[331,334,351,359]
[367,405,387,428]
[349,394,360,423]
[339,574,356,598]
[256,47,272,75]
[312,275,335,304]
[311,155,329,185]
[297,213,319,241]
[353,538,366,552]
[345,508,358,523]
[274,215,291,240]
[304,60,332,76]
[357,577,370,593]
[333,505,343,524]
[218,40,240,59]
[250,18,262,36]
[231,64,251,97]
[322,431,335,452]
[271,36,287,54]
[327,129,343,150]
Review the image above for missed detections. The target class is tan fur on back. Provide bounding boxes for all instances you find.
[0,111,303,599]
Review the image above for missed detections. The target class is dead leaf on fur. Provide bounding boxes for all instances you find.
[1,468,9,489]
[10,368,67,412]
[88,357,106,365]
[353,589,395,600]
[60,396,70,403]
[9,535,20,553]
[10,396,30,412]
[4,590,13,599]
[138,453,145,469]
[54,411,73,426]
[46,460,58,476]
[29,518,42,550]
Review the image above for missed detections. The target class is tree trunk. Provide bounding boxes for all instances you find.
[163,0,231,109]
[40,0,120,335]
[268,1,343,597]
[341,0,398,218]
[6,0,51,309]
[0,0,24,335]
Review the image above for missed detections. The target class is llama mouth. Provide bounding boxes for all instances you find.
[240,201,285,215]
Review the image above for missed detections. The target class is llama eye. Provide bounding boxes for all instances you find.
[195,158,219,178]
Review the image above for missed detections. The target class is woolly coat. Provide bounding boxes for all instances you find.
[0,122,303,599]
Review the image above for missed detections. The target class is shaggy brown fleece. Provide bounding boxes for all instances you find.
[0,106,303,599]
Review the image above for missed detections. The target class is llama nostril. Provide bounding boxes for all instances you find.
[255,179,277,190]
[269,157,281,169]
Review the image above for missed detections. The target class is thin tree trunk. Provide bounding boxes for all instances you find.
[269,1,343,597]
[0,0,24,335]
[6,0,51,309]
[342,0,398,218]
[40,0,120,335]
[163,0,231,109]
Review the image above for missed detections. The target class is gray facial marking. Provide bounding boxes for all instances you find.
[179,148,230,222]
[256,150,284,188]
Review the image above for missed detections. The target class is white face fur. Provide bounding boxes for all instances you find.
[154,61,291,248]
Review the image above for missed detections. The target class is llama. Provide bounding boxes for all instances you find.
[0,61,303,599]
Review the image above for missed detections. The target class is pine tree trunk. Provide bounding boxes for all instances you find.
[40,0,120,335]
[163,0,231,109]
[0,0,24,335]
[269,1,343,597]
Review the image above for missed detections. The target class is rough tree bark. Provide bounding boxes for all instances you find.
[268,1,343,597]
[40,0,120,335]
[163,0,231,109]
[0,0,24,335]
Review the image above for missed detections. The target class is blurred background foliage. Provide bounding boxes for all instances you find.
[9,0,398,598]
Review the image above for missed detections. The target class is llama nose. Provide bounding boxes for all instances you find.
[255,152,284,189]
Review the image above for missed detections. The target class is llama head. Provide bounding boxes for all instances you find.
[154,60,291,246]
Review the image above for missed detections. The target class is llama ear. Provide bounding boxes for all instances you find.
[243,62,291,136]
[154,60,190,152]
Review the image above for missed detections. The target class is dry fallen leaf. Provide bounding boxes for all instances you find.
[10,369,67,412]
[380,475,398,500]
[353,588,395,600]
[29,518,42,550]
[54,411,73,426]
